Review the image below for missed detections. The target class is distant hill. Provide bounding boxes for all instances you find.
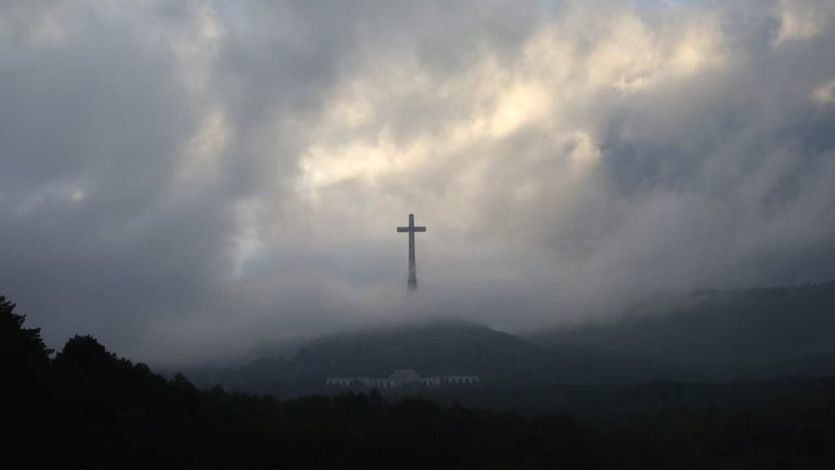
[529,281,835,380]
[189,282,835,393]
[284,321,545,382]
[192,320,672,394]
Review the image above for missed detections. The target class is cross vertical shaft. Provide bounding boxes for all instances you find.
[408,214,416,288]
[397,213,426,290]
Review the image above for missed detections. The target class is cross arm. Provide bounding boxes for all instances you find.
[396,227,410,232]
[413,226,426,232]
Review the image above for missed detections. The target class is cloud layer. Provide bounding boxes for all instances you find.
[2,0,835,365]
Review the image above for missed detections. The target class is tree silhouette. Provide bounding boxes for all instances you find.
[0,295,51,373]
[0,296,54,465]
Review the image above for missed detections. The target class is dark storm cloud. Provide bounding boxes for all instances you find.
[1,0,834,365]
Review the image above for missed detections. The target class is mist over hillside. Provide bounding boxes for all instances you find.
[186,282,835,395]
[531,281,835,380]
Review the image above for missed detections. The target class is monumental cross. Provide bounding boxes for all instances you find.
[396,214,426,290]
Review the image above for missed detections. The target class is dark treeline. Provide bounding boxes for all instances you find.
[4,295,835,469]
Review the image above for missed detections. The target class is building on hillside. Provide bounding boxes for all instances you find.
[441,375,480,385]
[325,369,479,389]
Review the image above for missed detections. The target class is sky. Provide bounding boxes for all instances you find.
[2,0,835,365]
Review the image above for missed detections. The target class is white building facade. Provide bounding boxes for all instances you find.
[326,369,480,389]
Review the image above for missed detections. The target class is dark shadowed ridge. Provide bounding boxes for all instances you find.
[529,281,835,380]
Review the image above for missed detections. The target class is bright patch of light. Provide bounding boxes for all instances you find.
[812,80,835,105]
[773,0,822,45]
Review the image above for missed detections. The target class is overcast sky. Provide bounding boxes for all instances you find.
[2,0,834,365]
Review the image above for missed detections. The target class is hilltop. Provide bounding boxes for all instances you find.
[190,320,671,395]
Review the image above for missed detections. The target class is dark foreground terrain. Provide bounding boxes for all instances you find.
[4,295,835,469]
